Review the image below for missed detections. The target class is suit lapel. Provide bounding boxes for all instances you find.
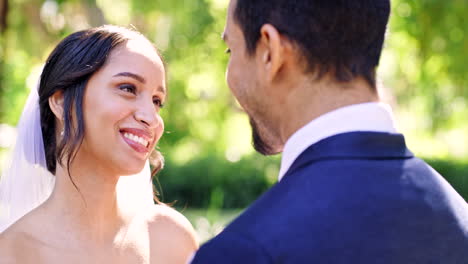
[284,132,414,178]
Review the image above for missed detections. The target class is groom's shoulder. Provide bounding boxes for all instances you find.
[204,159,468,262]
[255,155,467,220]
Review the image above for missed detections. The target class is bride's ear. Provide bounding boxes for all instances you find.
[48,91,65,122]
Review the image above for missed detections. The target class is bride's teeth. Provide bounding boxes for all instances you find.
[123,132,149,147]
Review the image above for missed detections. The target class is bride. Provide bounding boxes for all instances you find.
[0,25,198,263]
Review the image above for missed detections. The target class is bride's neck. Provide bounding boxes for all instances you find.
[43,163,131,242]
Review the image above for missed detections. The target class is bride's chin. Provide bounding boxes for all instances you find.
[115,162,147,176]
[122,168,146,176]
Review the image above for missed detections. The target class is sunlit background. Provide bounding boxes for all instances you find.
[0,0,467,242]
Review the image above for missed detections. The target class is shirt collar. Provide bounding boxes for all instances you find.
[278,102,397,181]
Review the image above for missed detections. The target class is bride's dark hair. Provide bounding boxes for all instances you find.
[38,25,164,180]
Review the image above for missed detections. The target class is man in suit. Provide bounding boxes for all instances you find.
[191,0,468,263]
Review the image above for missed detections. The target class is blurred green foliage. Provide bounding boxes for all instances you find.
[0,0,467,208]
[183,208,242,243]
[380,0,468,158]
[156,154,279,208]
[427,158,468,200]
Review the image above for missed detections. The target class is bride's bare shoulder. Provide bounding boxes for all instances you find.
[145,204,198,243]
[0,224,31,263]
[0,230,15,263]
[144,204,199,262]
[0,214,46,263]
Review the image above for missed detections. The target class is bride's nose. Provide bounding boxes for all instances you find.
[134,99,160,129]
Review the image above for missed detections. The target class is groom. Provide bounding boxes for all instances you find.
[191,0,468,263]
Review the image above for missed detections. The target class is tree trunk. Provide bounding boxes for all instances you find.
[85,0,106,26]
[0,0,8,33]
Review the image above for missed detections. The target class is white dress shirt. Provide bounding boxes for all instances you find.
[278,102,398,181]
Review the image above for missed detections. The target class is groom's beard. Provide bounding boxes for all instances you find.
[249,117,279,156]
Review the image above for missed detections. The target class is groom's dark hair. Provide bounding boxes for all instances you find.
[233,0,391,88]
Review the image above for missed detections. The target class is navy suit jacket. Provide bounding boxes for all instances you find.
[192,132,468,263]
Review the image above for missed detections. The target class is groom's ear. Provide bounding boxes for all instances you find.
[48,91,65,122]
[257,24,294,83]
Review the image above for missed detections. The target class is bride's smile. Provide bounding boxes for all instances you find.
[121,128,152,150]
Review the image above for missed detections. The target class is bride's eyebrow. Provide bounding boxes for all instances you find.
[113,72,146,84]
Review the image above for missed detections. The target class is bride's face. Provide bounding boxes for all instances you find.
[79,39,166,175]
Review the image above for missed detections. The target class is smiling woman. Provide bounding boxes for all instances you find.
[0,25,198,263]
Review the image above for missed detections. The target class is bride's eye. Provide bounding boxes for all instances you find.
[153,97,164,108]
[119,84,136,94]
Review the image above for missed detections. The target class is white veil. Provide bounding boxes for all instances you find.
[0,80,154,232]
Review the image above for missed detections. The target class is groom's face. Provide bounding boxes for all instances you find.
[223,0,256,116]
[223,0,281,155]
